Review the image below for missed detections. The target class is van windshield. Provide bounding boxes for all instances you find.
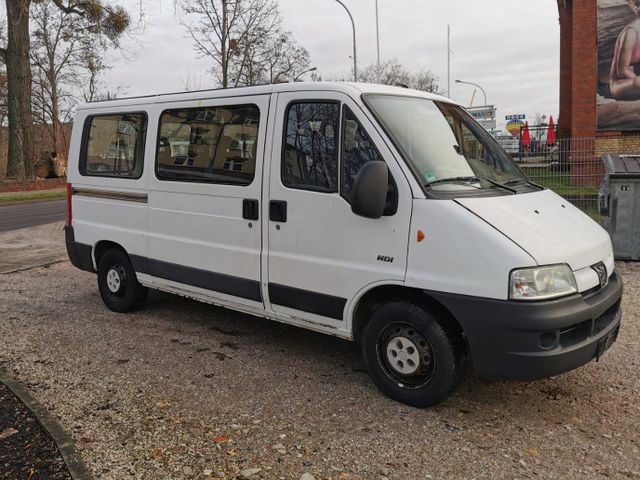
[364,95,531,194]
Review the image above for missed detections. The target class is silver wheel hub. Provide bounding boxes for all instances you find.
[106,268,122,293]
[386,336,421,375]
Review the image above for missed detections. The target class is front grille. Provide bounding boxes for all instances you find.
[556,300,620,348]
[559,320,591,348]
[594,300,621,333]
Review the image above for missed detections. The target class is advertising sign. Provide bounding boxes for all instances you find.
[468,105,497,131]
[597,0,640,130]
[506,120,525,138]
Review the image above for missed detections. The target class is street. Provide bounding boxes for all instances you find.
[0,199,66,233]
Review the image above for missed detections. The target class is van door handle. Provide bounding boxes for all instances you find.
[269,200,287,222]
[242,199,259,220]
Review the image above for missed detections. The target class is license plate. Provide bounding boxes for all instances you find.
[596,325,620,361]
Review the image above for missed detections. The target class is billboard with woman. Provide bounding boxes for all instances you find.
[598,0,640,130]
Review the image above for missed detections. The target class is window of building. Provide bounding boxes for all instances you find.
[341,106,384,200]
[156,104,260,186]
[282,102,340,192]
[81,113,146,178]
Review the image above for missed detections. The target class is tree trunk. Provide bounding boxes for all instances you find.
[6,0,34,179]
[50,73,62,154]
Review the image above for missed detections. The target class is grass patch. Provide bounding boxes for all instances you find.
[522,167,600,197]
[0,189,66,204]
[519,167,602,222]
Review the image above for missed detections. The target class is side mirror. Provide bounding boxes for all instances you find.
[351,161,389,219]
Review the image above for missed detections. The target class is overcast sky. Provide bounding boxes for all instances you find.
[57,1,565,129]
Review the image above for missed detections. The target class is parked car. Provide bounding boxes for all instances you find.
[65,82,623,407]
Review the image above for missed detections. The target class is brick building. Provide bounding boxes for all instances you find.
[557,0,640,157]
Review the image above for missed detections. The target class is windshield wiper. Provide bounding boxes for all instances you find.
[426,176,517,194]
[503,178,544,190]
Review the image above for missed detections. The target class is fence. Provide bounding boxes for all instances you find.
[512,135,609,221]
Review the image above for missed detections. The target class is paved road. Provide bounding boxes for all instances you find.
[0,200,66,232]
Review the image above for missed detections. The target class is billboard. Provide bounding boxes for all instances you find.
[597,0,640,130]
[467,105,497,130]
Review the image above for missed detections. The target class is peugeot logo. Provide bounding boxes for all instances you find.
[591,262,608,289]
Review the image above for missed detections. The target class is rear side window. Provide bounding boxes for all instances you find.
[282,102,340,192]
[81,113,147,178]
[156,104,260,186]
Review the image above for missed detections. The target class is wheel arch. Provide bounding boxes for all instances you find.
[92,240,129,270]
[349,284,466,350]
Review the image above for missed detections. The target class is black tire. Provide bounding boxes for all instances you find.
[97,248,148,313]
[362,301,461,407]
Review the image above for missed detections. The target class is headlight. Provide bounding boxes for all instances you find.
[510,264,577,301]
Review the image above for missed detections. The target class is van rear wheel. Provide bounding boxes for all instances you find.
[362,301,461,407]
[97,249,148,313]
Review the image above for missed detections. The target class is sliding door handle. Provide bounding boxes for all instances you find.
[242,199,259,220]
[269,200,287,222]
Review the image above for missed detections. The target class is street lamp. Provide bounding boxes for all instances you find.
[294,67,318,82]
[455,79,487,106]
[333,0,357,82]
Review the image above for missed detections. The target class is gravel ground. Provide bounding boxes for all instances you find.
[0,261,639,480]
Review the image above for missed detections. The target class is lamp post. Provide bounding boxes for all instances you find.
[455,79,487,106]
[294,67,318,81]
[333,0,357,81]
[375,0,380,68]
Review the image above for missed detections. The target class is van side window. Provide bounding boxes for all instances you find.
[81,113,146,178]
[282,102,339,192]
[341,106,384,200]
[156,104,259,186]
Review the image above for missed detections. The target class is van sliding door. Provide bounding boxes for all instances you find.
[145,95,270,311]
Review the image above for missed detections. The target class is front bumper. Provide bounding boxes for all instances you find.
[430,271,623,380]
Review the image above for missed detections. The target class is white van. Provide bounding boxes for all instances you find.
[65,83,623,406]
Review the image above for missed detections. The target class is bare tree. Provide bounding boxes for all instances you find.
[179,0,310,88]
[235,30,310,85]
[357,59,440,93]
[0,0,130,179]
[0,71,7,178]
[31,1,89,154]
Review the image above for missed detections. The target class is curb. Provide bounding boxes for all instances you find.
[0,370,92,480]
[1,258,68,275]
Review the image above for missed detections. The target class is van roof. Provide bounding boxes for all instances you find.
[76,82,456,111]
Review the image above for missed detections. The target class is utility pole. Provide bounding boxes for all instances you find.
[447,24,451,98]
[375,0,380,68]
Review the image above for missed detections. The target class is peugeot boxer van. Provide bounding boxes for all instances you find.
[65,83,623,406]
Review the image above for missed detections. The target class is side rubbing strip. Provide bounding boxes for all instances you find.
[130,255,262,302]
[73,188,148,203]
[269,283,346,320]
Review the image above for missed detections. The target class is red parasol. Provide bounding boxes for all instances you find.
[546,116,556,146]
[521,121,531,148]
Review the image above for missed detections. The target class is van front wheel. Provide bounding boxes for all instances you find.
[97,249,148,313]
[362,301,460,407]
